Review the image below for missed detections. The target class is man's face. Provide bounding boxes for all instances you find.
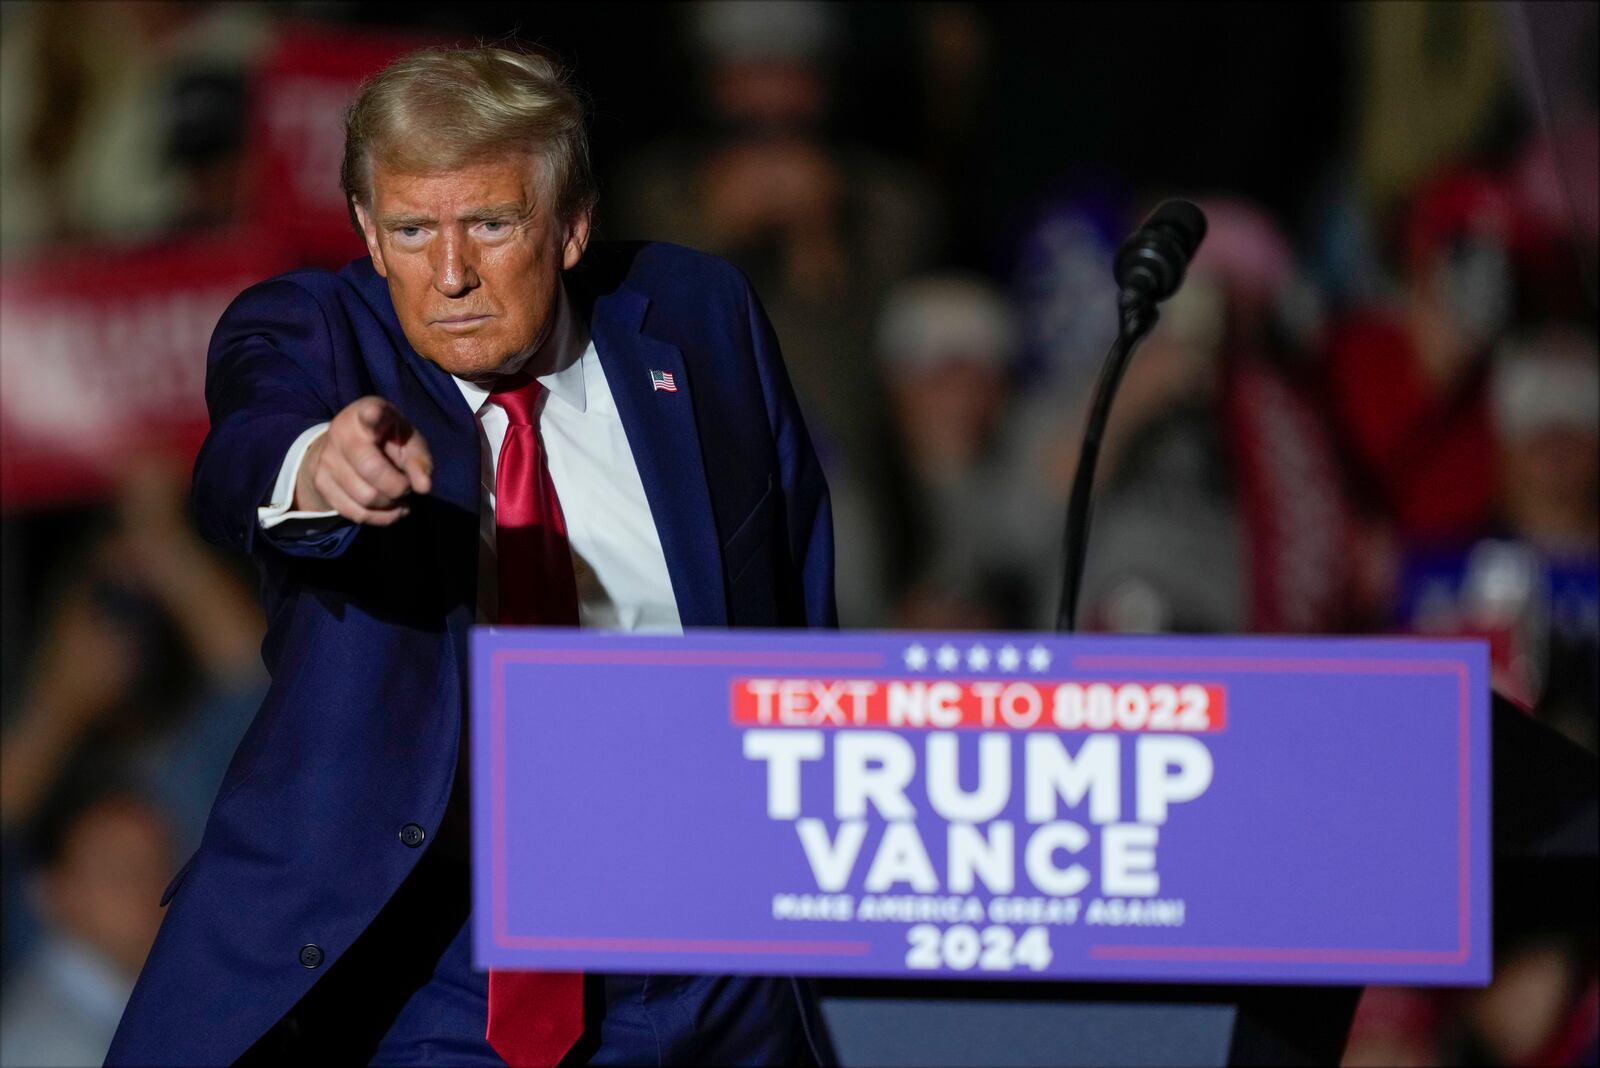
[354,154,590,381]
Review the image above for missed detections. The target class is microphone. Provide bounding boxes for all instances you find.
[1054,198,1208,632]
[1113,199,1208,303]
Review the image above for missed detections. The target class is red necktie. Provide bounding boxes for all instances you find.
[484,374,584,1067]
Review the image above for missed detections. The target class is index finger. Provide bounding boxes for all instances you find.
[358,399,413,443]
[381,428,433,496]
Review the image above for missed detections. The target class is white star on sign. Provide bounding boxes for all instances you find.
[903,643,929,671]
[936,644,961,671]
[966,645,991,671]
[997,644,1021,672]
[1027,645,1053,672]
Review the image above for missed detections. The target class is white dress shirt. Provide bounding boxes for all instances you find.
[258,284,683,634]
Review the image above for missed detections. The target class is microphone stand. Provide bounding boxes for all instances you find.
[1054,290,1162,633]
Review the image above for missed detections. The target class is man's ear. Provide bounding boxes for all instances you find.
[561,209,592,271]
[352,199,388,279]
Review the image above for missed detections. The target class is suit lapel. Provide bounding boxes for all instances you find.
[587,285,728,628]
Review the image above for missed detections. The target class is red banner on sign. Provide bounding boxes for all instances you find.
[729,678,1228,732]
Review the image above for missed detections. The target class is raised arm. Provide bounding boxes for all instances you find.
[192,279,431,561]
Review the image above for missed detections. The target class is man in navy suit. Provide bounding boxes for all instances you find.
[107,45,835,1067]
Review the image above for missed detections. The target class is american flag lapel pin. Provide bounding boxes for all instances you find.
[649,369,678,393]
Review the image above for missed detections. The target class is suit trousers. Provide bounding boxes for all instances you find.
[237,847,823,1066]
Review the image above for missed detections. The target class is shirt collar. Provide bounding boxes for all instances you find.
[453,280,589,416]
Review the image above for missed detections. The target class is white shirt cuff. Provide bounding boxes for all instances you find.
[258,422,340,529]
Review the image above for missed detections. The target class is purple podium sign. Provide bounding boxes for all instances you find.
[471,630,1490,986]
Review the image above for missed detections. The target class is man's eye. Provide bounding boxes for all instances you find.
[399,226,422,238]
[482,220,506,233]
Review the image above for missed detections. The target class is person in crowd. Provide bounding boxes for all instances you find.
[1341,987,1444,1068]
[609,0,941,535]
[874,272,1046,630]
[98,453,270,848]
[1459,936,1600,1067]
[0,452,265,856]
[1511,119,1600,323]
[0,451,264,979]
[1,571,144,981]
[0,785,176,1068]
[1390,324,1598,750]
[1490,327,1599,558]
[1321,168,1527,551]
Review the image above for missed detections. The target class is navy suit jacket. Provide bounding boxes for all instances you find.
[107,242,836,1066]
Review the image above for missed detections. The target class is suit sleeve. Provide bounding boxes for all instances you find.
[743,278,839,629]
[191,278,359,561]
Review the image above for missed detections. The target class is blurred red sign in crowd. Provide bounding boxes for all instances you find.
[0,232,296,508]
[0,22,433,511]
[247,23,438,268]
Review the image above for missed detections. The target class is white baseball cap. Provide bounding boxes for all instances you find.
[1491,326,1600,439]
[877,275,1019,372]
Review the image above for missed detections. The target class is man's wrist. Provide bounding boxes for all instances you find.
[259,422,338,530]
[292,431,329,512]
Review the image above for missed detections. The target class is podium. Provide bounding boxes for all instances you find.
[815,979,1359,1066]
[816,694,1598,1066]
[469,630,1595,1065]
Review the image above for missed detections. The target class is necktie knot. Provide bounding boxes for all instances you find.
[487,373,543,426]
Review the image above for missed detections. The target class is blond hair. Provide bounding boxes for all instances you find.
[339,45,596,233]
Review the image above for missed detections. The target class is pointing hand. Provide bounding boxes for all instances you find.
[295,396,434,526]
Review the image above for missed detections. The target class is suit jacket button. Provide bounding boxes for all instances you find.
[399,823,426,848]
[299,944,324,969]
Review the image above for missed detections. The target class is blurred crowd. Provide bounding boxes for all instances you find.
[1,2,1596,1066]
